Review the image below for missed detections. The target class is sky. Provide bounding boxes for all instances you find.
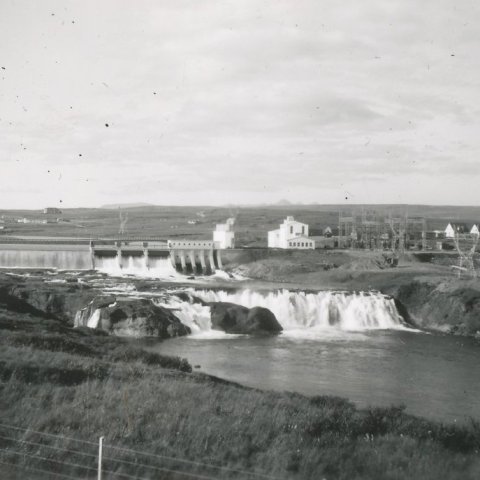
[0,0,479,208]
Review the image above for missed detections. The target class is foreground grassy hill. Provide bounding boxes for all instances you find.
[0,284,479,479]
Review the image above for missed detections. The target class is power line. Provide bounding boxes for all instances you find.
[0,459,84,480]
[0,422,285,480]
[0,448,97,473]
[0,422,98,447]
[0,439,222,480]
[0,432,222,480]
[0,434,98,460]
[104,444,281,480]
[0,448,139,480]
[101,454,221,480]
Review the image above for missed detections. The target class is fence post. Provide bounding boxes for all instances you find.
[98,436,104,480]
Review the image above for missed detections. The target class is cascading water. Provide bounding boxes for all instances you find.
[0,249,92,270]
[94,255,181,279]
[157,288,406,334]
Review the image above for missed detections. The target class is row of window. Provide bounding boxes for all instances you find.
[168,242,212,247]
[288,242,314,248]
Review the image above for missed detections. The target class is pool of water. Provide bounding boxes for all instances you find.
[149,329,480,423]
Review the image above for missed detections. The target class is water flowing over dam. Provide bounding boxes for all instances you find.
[95,255,180,278]
[157,288,406,333]
[0,248,178,276]
[0,240,221,276]
[0,247,93,270]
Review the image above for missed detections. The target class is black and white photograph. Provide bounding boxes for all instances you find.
[1,1,479,479]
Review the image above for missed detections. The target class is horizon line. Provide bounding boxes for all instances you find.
[1,202,480,211]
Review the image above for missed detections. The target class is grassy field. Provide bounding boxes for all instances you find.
[1,296,480,479]
[2,203,480,246]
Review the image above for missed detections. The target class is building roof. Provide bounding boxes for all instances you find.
[287,236,314,242]
[281,216,307,226]
[446,223,469,231]
[310,235,333,241]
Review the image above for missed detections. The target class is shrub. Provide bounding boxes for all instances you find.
[107,345,192,373]
[357,405,407,436]
[8,333,95,356]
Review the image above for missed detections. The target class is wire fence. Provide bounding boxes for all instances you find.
[0,422,286,480]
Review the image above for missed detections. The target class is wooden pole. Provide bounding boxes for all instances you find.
[98,436,104,480]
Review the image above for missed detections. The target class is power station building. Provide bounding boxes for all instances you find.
[213,218,235,249]
[268,216,315,249]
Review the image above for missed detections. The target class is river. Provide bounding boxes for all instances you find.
[139,287,480,424]
[151,329,480,423]
[8,268,480,424]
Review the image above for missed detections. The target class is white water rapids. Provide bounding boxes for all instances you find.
[95,256,181,279]
[156,288,406,335]
[0,250,241,281]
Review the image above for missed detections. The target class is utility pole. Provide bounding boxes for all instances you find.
[98,436,104,480]
[119,210,128,235]
[453,231,479,278]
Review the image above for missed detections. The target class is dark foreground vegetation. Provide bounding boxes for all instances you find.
[0,294,479,479]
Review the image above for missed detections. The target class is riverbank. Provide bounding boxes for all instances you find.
[1,297,479,479]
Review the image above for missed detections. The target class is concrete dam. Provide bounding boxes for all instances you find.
[0,238,224,276]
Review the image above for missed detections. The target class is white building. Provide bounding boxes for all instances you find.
[213,218,235,249]
[445,223,468,238]
[268,216,314,249]
[471,224,479,236]
[445,223,455,238]
[286,236,315,249]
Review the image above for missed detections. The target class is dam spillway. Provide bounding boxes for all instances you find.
[0,238,223,275]
[0,243,93,270]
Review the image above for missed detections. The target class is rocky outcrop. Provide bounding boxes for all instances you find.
[0,274,191,339]
[387,279,480,336]
[5,278,96,325]
[209,302,283,334]
[74,298,191,338]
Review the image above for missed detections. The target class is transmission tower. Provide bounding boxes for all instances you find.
[118,210,128,235]
[453,231,479,278]
[388,213,406,256]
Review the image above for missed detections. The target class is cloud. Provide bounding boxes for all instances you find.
[0,0,479,207]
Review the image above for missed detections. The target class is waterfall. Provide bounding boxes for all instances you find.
[162,299,213,335]
[94,255,181,279]
[157,288,406,334]
[0,249,92,270]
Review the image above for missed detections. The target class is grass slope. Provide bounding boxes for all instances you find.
[0,301,479,479]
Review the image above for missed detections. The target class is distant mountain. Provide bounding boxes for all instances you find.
[275,199,293,206]
[101,203,155,209]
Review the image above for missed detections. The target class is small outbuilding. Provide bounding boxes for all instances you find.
[213,218,235,249]
[445,223,468,238]
[43,207,62,215]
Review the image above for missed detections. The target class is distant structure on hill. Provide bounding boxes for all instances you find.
[213,218,235,249]
[338,210,426,251]
[118,211,128,235]
[323,226,333,237]
[445,223,469,238]
[268,216,315,249]
[43,207,62,214]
